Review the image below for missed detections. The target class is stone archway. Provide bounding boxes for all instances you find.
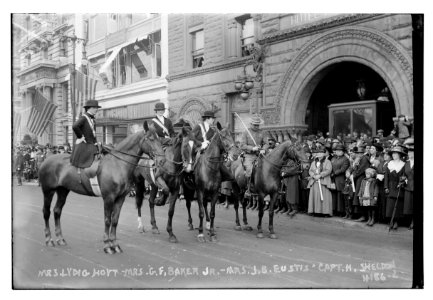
[276,26,413,128]
[177,97,210,127]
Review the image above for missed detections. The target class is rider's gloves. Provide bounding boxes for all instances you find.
[76,137,86,144]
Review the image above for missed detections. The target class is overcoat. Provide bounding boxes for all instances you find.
[152,116,175,138]
[331,155,350,191]
[384,160,405,218]
[403,160,414,215]
[282,159,300,205]
[352,155,370,206]
[70,113,98,168]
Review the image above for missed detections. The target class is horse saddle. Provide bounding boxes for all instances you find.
[74,157,102,197]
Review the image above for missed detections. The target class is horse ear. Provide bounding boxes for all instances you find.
[216,121,222,131]
[143,121,149,132]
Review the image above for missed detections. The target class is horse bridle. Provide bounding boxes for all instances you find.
[259,142,308,170]
[205,128,235,164]
[103,132,165,169]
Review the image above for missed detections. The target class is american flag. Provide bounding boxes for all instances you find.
[26,91,57,137]
[75,70,98,116]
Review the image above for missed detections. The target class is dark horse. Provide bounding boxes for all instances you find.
[225,148,253,231]
[38,123,165,254]
[184,123,235,242]
[253,140,307,239]
[133,132,192,243]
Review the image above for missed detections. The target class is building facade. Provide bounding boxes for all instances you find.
[14,13,84,147]
[13,13,169,147]
[167,14,414,142]
[85,13,169,145]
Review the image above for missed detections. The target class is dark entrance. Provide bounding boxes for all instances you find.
[305,62,396,137]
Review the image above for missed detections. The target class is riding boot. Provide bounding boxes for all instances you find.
[252,196,258,210]
[155,177,169,206]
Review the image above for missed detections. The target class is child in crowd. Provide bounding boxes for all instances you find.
[342,169,354,219]
[357,168,379,226]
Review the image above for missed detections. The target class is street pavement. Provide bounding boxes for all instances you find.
[12,180,413,289]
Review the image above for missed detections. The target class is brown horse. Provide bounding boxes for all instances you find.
[253,140,308,239]
[38,123,165,254]
[133,132,190,243]
[186,123,236,242]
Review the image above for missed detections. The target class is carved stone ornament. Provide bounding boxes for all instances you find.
[272,26,413,124]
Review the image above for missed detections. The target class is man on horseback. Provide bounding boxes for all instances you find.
[183,110,234,181]
[150,102,176,206]
[240,114,268,209]
[70,100,101,168]
[152,102,175,146]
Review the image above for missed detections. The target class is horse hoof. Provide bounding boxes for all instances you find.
[234,225,242,231]
[197,234,206,243]
[46,240,55,247]
[169,235,178,243]
[152,228,160,235]
[269,233,278,239]
[206,222,211,230]
[256,233,264,239]
[243,226,253,231]
[104,247,115,255]
[113,245,123,253]
[209,235,218,243]
[56,239,67,246]
[188,224,194,231]
[138,226,145,233]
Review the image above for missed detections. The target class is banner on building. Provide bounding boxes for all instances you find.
[13,111,21,140]
[26,91,58,137]
[75,70,98,116]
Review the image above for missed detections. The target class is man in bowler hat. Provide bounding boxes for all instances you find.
[70,100,101,168]
[152,102,175,146]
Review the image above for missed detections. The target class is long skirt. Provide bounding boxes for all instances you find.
[332,191,345,214]
[385,196,404,219]
[403,190,413,215]
[284,176,299,205]
[308,182,333,216]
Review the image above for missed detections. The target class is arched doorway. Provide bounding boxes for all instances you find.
[305,62,396,136]
[274,26,413,135]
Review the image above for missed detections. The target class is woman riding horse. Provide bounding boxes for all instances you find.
[38,122,165,254]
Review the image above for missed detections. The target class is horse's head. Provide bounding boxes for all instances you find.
[287,140,309,164]
[214,122,235,154]
[142,121,165,167]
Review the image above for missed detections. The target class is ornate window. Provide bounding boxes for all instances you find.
[191,29,204,68]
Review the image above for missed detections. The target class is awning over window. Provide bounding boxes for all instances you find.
[98,34,148,85]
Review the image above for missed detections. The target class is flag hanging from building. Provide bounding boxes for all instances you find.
[13,111,21,139]
[26,91,58,137]
[75,70,98,116]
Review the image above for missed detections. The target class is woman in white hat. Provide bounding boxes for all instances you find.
[384,145,407,230]
[307,145,333,217]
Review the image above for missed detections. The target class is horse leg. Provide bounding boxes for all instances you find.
[209,192,218,242]
[184,184,194,230]
[166,189,179,243]
[232,184,241,231]
[135,175,145,233]
[196,190,206,243]
[42,189,56,247]
[205,200,211,231]
[241,191,252,231]
[53,187,70,245]
[103,198,115,254]
[256,193,265,238]
[148,185,160,234]
[268,192,278,239]
[110,196,126,253]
